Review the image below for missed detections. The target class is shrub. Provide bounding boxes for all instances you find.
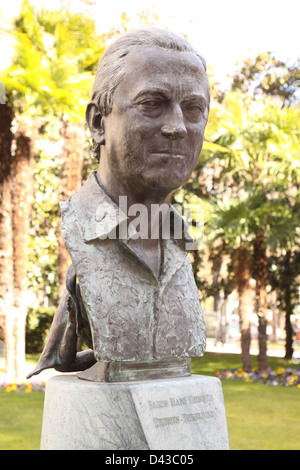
[25,306,56,353]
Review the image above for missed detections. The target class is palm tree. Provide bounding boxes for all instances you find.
[0,0,104,379]
[0,102,15,378]
[194,91,300,371]
[235,246,252,372]
[203,195,262,372]
[31,4,105,298]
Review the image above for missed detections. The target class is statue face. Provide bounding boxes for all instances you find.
[101,46,210,197]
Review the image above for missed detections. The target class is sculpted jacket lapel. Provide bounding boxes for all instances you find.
[65,171,129,243]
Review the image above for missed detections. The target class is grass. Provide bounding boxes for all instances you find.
[223,383,300,450]
[192,353,300,450]
[0,352,299,450]
[0,391,44,450]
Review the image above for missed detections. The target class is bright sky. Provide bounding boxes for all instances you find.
[1,0,300,84]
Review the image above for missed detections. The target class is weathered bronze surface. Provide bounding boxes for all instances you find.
[27,28,210,381]
[77,358,191,382]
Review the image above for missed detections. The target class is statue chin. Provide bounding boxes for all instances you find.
[140,169,188,197]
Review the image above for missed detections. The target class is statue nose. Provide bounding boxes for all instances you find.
[161,105,187,139]
[161,124,187,139]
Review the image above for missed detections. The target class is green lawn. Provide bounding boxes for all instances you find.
[192,353,300,450]
[0,391,44,450]
[0,352,299,450]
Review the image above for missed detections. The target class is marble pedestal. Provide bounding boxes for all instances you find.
[40,374,229,450]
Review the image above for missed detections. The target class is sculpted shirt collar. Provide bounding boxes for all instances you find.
[64,170,194,247]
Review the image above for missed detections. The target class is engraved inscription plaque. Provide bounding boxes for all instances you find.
[131,375,229,450]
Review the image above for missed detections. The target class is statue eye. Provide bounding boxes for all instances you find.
[140,99,162,108]
[182,102,206,122]
[138,98,165,117]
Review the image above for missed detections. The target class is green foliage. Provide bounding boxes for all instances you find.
[231,51,300,106]
[28,127,63,304]
[26,306,56,353]
[0,0,104,119]
[0,0,108,310]
[198,90,300,252]
[269,249,300,320]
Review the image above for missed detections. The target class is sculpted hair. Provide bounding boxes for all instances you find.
[88,27,208,161]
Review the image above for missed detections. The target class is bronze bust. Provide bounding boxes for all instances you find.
[28,28,210,382]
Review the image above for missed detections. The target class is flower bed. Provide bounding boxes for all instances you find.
[0,380,46,393]
[216,367,300,387]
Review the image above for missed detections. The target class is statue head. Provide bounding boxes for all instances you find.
[86,28,210,199]
[86,28,209,163]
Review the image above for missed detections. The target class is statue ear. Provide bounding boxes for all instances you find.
[85,101,105,145]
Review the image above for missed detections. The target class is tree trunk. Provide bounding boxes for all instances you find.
[212,249,222,313]
[270,290,278,343]
[253,232,269,371]
[283,250,293,359]
[10,120,35,380]
[285,307,293,360]
[211,248,225,344]
[58,122,85,300]
[0,103,14,377]
[235,246,252,372]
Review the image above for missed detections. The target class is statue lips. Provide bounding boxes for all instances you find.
[151,149,187,159]
[150,151,187,169]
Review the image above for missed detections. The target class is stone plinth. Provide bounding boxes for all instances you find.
[40,374,229,450]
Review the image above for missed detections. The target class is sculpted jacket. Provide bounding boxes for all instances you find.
[28,171,206,377]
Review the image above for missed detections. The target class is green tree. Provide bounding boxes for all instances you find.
[0,102,15,376]
[0,0,104,379]
[231,52,300,107]
[192,90,300,370]
[203,196,257,371]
